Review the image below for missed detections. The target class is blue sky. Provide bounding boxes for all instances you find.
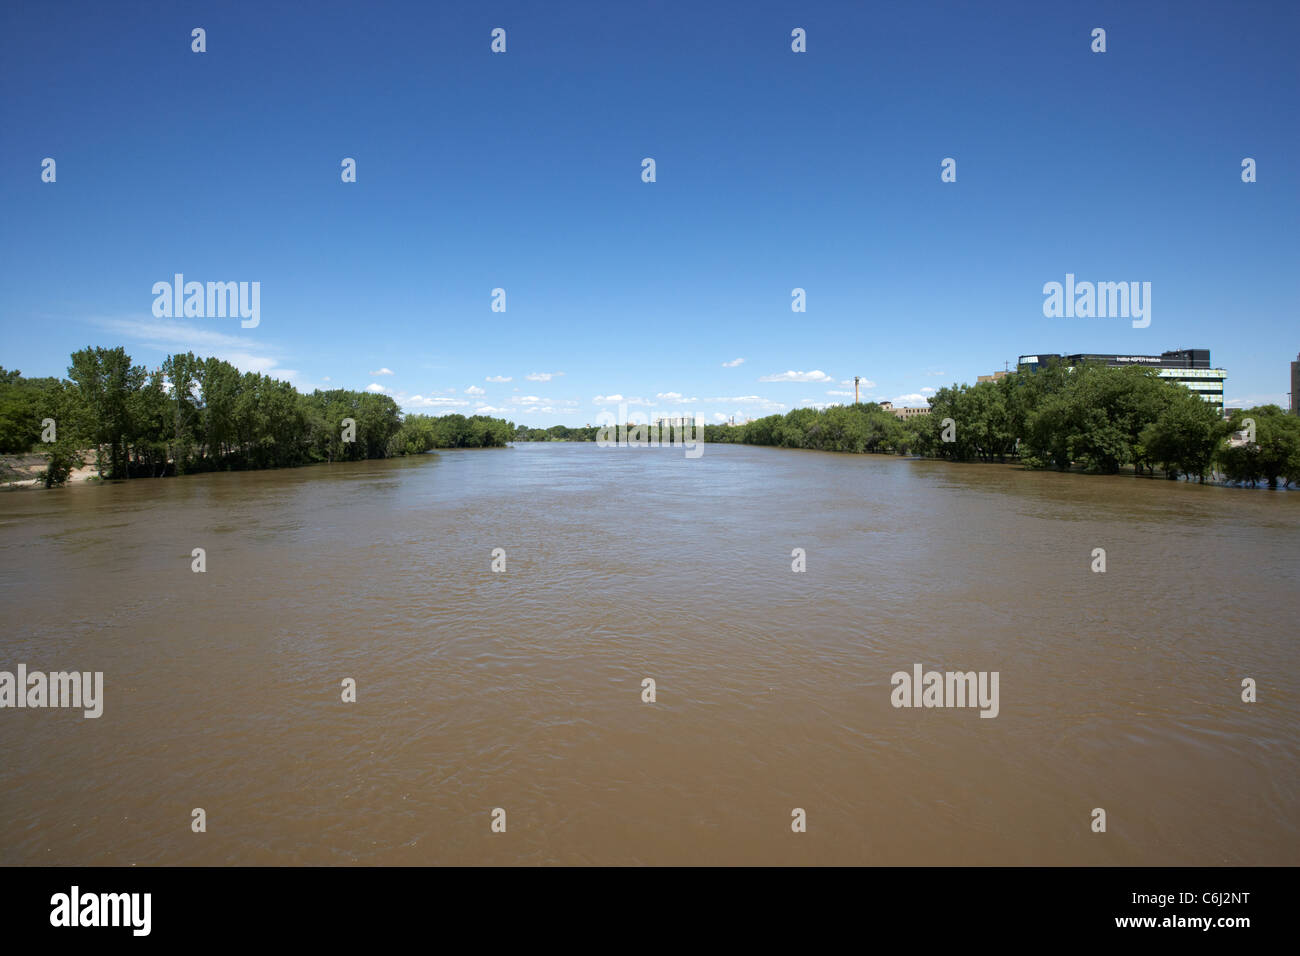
[2,0,1297,425]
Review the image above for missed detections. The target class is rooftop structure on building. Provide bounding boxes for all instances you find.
[1017,349,1226,409]
[1290,352,1299,414]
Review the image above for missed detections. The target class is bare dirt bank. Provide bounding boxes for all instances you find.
[1,452,99,489]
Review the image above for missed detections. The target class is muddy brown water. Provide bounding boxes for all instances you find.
[1,443,1296,864]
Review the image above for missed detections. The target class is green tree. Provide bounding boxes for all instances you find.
[161,352,203,472]
[39,439,84,487]
[1139,391,1231,480]
[1221,407,1300,488]
[66,346,146,478]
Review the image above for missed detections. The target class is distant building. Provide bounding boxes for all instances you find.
[1291,352,1299,414]
[977,371,1012,383]
[1017,349,1226,410]
[654,416,698,430]
[878,401,931,419]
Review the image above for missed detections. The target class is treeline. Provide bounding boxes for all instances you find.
[513,424,600,442]
[1,348,514,485]
[702,403,917,454]
[706,362,1300,487]
[399,413,515,453]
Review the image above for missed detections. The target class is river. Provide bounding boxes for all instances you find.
[1,443,1296,864]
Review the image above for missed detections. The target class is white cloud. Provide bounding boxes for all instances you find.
[366,383,389,393]
[403,394,470,409]
[840,378,876,388]
[713,412,728,422]
[593,394,652,406]
[890,393,929,405]
[655,392,698,402]
[1225,394,1287,408]
[760,369,833,383]
[370,367,395,376]
[525,371,564,382]
[88,316,311,388]
[921,387,936,394]
[465,385,485,395]
[704,395,786,413]
[826,389,854,397]
[722,358,745,367]
[474,404,511,414]
[486,375,512,382]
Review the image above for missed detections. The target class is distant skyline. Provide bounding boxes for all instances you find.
[2,1,1297,425]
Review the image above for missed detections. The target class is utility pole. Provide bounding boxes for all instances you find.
[854,376,860,404]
